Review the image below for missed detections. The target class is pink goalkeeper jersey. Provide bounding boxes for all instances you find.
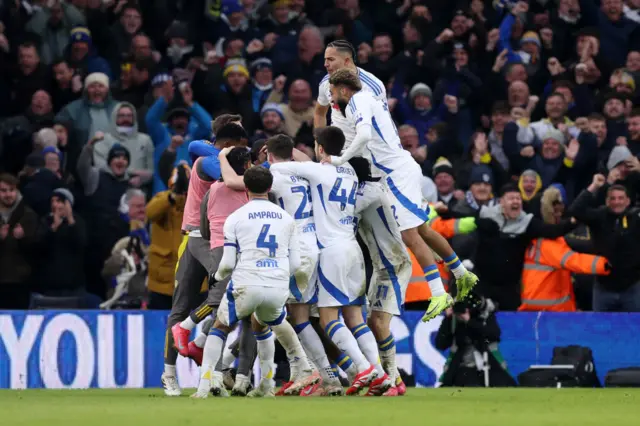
[208,181,248,248]
[181,158,212,232]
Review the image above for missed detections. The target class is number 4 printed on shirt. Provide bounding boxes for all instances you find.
[257,224,278,257]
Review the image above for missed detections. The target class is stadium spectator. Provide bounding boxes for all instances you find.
[32,188,94,306]
[570,174,640,311]
[56,72,117,148]
[0,173,38,309]
[93,102,154,188]
[146,163,190,310]
[145,80,212,193]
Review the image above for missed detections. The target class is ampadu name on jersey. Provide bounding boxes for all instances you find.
[248,211,283,220]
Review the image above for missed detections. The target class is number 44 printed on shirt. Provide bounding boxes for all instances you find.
[328,178,357,211]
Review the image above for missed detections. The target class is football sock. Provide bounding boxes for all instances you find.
[351,323,385,376]
[272,321,314,374]
[423,264,445,297]
[324,320,370,373]
[443,253,467,279]
[295,321,337,381]
[377,334,397,382]
[254,329,276,385]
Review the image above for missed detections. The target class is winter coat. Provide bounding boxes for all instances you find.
[34,213,87,293]
[55,92,118,147]
[0,193,38,285]
[146,191,187,296]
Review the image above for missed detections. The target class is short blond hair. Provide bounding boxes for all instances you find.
[329,69,362,92]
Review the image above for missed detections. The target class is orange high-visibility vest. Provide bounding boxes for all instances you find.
[520,237,609,312]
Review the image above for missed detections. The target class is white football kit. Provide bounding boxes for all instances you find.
[355,181,411,316]
[270,161,365,308]
[270,169,319,305]
[215,199,301,326]
[337,90,429,231]
[317,67,386,177]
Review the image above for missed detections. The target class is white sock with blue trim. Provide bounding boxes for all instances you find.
[254,329,276,386]
[272,320,314,378]
[295,321,337,382]
[351,323,385,376]
[377,334,397,382]
[199,328,227,392]
[325,320,370,373]
[423,264,445,296]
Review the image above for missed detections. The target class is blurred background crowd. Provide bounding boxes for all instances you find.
[0,0,639,315]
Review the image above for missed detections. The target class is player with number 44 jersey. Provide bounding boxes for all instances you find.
[271,127,392,396]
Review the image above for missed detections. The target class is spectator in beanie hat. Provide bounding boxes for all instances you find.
[205,58,257,134]
[432,157,461,210]
[77,134,134,299]
[518,169,543,214]
[249,58,274,113]
[67,26,112,80]
[252,102,286,143]
[55,72,118,148]
[454,164,497,215]
[390,78,447,146]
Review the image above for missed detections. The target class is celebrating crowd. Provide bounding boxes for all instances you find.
[0,0,640,313]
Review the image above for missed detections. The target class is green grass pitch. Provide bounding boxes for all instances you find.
[1,388,638,426]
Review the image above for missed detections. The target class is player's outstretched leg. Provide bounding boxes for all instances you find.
[310,316,357,383]
[231,318,257,396]
[247,315,277,398]
[320,307,376,396]
[343,306,392,396]
[418,224,478,301]
[271,319,321,395]
[290,305,343,396]
[401,227,454,322]
[192,323,231,399]
[368,311,406,396]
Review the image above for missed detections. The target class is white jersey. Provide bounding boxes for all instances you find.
[222,199,298,289]
[345,90,414,175]
[270,162,358,249]
[317,66,386,147]
[270,169,316,247]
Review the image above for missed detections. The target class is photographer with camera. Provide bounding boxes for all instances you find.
[435,293,516,387]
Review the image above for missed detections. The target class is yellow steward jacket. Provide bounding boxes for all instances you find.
[520,237,609,312]
[147,191,189,296]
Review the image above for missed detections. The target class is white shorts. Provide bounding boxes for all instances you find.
[367,257,412,316]
[217,282,289,327]
[317,240,366,308]
[287,244,319,305]
[385,162,429,232]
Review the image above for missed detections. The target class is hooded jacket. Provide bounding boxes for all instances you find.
[93,102,154,181]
